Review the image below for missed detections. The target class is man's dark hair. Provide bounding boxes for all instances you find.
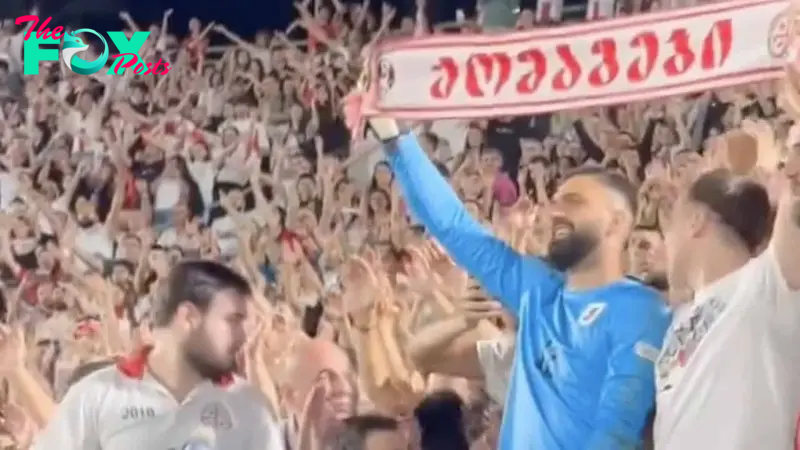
[688,169,772,254]
[150,260,251,327]
[330,414,398,450]
[561,166,638,217]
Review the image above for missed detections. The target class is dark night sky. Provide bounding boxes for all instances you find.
[2,0,477,38]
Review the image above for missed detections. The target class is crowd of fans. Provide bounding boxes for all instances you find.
[0,0,793,448]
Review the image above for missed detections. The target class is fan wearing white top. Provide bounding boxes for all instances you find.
[654,141,800,450]
[32,260,283,450]
[72,167,126,271]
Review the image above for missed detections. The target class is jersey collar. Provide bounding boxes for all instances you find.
[115,345,235,387]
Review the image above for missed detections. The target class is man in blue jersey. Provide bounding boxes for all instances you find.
[365,116,671,450]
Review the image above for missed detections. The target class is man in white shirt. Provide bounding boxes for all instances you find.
[33,260,283,450]
[655,164,800,449]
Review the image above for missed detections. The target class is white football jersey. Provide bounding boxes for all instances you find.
[32,349,283,450]
[654,246,800,449]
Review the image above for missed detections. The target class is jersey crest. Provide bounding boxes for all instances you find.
[200,402,233,430]
[578,303,606,326]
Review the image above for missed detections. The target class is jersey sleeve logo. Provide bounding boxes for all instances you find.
[578,302,606,326]
[200,402,234,430]
[534,339,561,380]
[634,341,661,363]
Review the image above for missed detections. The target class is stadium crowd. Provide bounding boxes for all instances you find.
[0,0,798,448]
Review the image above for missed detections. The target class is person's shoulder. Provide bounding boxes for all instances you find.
[709,246,796,305]
[61,363,123,401]
[70,362,119,384]
[737,247,783,286]
[606,278,671,327]
[225,378,281,423]
[610,277,667,305]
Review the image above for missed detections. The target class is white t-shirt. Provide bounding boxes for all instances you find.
[74,225,114,270]
[212,208,270,259]
[154,179,182,210]
[476,335,515,405]
[200,88,226,116]
[211,215,240,259]
[654,246,800,450]
[187,161,216,219]
[0,171,19,211]
[213,145,248,185]
[33,357,283,450]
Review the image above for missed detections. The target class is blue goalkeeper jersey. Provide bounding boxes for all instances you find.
[385,134,670,450]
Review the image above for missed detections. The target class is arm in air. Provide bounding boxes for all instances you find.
[384,133,562,315]
[586,289,670,450]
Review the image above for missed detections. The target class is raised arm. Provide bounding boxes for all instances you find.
[382,130,562,315]
[771,143,800,291]
[737,107,800,292]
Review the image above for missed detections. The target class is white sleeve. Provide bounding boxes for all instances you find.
[32,377,102,450]
[743,246,800,332]
[763,244,800,303]
[476,336,516,405]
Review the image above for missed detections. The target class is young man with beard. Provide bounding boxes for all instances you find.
[654,163,800,449]
[367,117,670,450]
[31,260,283,450]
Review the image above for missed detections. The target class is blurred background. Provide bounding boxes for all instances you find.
[0,0,588,39]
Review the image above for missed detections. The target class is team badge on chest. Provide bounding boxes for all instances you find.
[578,303,607,326]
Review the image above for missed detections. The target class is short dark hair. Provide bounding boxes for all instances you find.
[688,169,771,254]
[331,415,398,450]
[150,260,251,327]
[561,166,638,217]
